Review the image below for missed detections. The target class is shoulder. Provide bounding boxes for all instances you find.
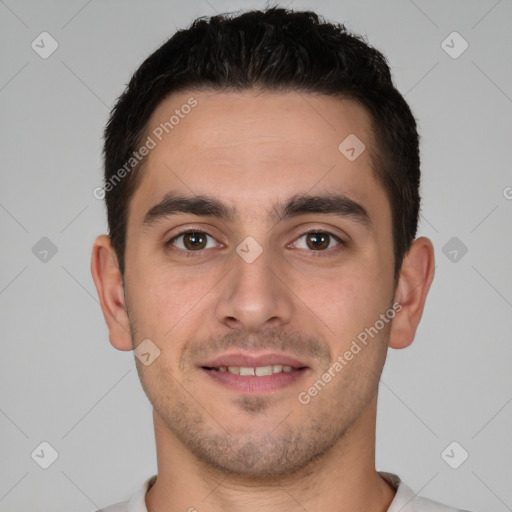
[92,474,156,512]
[414,495,473,512]
[414,496,468,512]
[379,472,474,512]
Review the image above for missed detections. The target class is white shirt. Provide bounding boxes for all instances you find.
[95,472,471,512]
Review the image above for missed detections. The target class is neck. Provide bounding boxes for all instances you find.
[146,395,395,512]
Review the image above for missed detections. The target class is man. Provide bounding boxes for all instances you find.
[91,7,471,512]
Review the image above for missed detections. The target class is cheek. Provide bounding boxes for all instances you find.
[295,259,390,340]
[127,262,221,336]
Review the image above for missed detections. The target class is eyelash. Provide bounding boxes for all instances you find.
[165,228,346,257]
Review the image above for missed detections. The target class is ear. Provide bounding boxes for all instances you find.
[90,234,133,351]
[389,236,435,349]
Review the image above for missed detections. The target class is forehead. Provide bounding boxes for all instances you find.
[129,90,389,227]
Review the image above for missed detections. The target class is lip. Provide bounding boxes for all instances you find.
[199,351,310,394]
[200,351,308,369]
[202,367,308,393]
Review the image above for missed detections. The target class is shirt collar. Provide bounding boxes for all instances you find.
[127,475,156,512]
[380,472,420,512]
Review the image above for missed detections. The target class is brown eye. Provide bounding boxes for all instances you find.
[306,233,330,250]
[168,231,216,251]
[293,231,342,252]
[183,232,207,250]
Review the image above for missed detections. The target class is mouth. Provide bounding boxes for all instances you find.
[204,364,298,376]
[200,352,309,394]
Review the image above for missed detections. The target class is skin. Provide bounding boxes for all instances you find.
[91,90,435,512]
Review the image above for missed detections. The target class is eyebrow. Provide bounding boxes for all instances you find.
[142,192,373,230]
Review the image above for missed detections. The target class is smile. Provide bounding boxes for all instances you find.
[206,364,296,376]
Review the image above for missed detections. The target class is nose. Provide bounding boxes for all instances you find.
[215,241,295,333]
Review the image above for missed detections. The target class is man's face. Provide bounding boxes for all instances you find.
[123,90,396,477]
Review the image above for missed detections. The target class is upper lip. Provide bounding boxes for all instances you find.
[201,351,308,369]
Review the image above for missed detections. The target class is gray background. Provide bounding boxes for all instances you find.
[1,0,511,510]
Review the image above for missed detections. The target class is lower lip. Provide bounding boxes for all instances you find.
[201,368,308,393]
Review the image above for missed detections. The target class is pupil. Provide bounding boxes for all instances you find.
[307,233,328,250]
[185,232,205,249]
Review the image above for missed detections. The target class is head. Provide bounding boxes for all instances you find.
[92,8,434,479]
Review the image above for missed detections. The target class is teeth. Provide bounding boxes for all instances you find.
[255,365,273,376]
[216,365,296,376]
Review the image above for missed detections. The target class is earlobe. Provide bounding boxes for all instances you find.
[90,235,133,351]
[389,236,435,350]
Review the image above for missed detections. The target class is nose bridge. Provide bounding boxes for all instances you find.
[215,237,293,331]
